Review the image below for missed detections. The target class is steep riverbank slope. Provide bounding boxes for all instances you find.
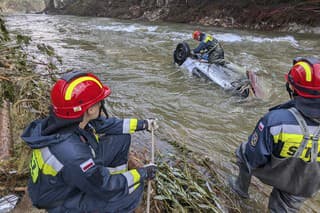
[48,0,320,34]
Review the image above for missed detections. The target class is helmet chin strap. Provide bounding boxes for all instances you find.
[286,82,294,99]
[99,100,109,119]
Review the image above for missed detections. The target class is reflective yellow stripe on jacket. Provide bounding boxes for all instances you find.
[121,169,141,194]
[204,35,213,43]
[271,124,320,162]
[123,119,138,133]
[30,147,64,183]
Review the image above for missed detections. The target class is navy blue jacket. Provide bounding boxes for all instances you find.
[237,97,320,196]
[240,98,320,169]
[22,114,147,212]
[193,33,219,54]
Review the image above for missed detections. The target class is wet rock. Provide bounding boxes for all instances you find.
[129,5,143,18]
[142,8,170,22]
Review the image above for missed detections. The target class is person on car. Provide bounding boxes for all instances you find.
[191,30,225,65]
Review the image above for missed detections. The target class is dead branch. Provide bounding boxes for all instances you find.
[0,75,11,81]
[0,186,27,192]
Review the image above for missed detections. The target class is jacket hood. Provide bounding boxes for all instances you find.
[294,96,320,119]
[21,111,81,149]
[269,97,320,119]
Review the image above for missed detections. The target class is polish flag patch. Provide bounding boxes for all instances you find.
[258,122,264,131]
[80,158,95,172]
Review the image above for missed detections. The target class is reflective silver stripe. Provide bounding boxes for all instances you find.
[128,183,140,194]
[312,128,320,162]
[289,108,320,162]
[288,108,310,158]
[121,169,140,194]
[41,147,63,172]
[270,124,320,136]
[128,185,135,194]
[123,119,130,134]
[122,170,135,187]
[122,171,135,194]
[107,164,128,174]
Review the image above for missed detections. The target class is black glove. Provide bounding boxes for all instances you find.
[138,163,157,180]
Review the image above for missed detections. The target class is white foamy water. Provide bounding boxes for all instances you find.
[93,22,299,47]
[95,24,158,33]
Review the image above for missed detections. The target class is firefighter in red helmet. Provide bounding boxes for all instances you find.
[51,72,111,119]
[191,30,225,65]
[22,71,158,212]
[286,57,320,98]
[192,30,201,41]
[228,57,320,212]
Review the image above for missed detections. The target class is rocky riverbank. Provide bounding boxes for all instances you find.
[47,0,320,34]
[1,0,319,34]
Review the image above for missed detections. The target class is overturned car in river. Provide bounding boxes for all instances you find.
[173,42,264,98]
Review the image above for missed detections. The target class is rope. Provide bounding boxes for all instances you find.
[146,128,155,213]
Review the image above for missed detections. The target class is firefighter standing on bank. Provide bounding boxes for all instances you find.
[229,57,320,212]
[21,71,158,213]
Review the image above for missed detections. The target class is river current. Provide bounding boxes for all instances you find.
[4,14,320,212]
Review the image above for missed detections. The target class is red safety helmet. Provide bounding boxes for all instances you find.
[285,57,320,98]
[51,71,111,119]
[192,30,201,41]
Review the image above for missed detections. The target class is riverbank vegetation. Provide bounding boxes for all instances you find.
[0,13,59,212]
[0,10,56,207]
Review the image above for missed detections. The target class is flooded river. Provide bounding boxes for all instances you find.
[4,14,320,212]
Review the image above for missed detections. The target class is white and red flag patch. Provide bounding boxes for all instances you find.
[258,122,264,131]
[80,158,95,172]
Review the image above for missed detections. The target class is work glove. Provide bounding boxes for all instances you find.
[137,163,157,180]
[144,118,159,132]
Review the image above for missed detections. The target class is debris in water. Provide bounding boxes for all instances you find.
[0,194,19,213]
